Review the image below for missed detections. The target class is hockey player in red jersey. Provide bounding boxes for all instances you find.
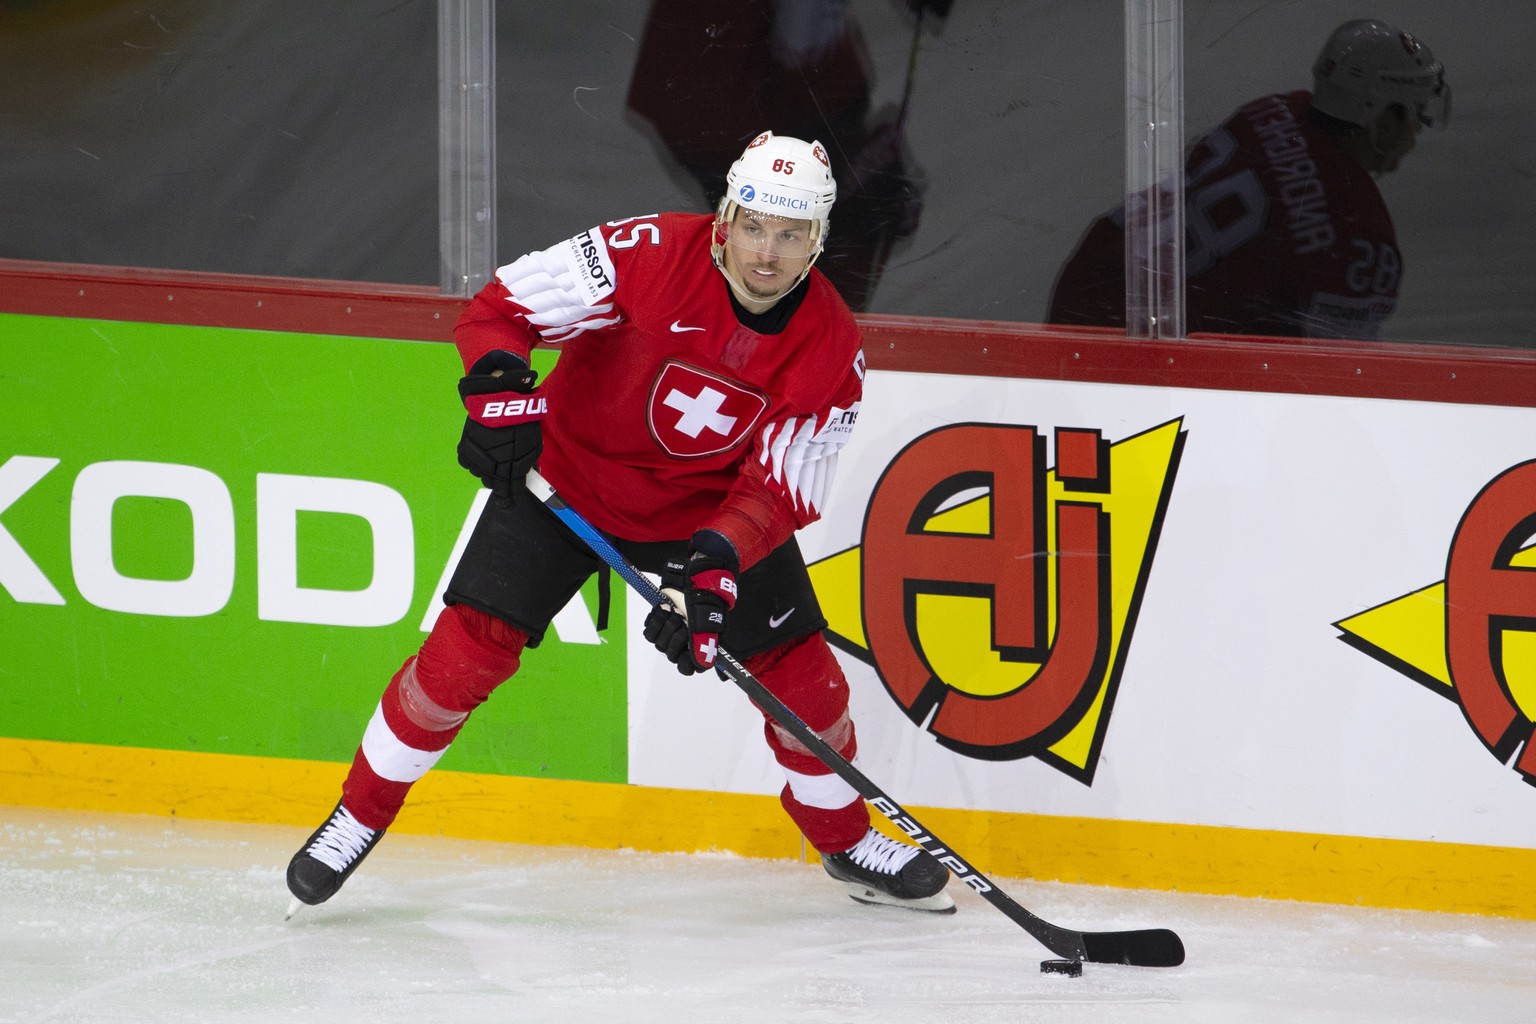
[1048,19,1449,340]
[287,131,954,915]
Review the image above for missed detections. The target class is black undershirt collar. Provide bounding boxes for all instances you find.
[727,277,810,335]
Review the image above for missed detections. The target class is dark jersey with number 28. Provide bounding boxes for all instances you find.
[1050,91,1401,340]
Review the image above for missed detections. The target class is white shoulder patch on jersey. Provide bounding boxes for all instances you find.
[562,227,618,305]
[816,401,859,443]
[494,229,622,343]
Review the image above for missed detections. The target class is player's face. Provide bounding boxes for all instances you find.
[1372,105,1422,173]
[722,210,816,306]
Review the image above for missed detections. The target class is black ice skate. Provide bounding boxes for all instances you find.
[285,801,384,911]
[821,828,955,914]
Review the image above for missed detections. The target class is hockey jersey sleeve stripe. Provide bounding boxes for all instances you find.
[779,417,821,513]
[492,230,623,344]
[541,313,624,343]
[523,301,616,329]
[757,403,858,517]
[760,416,798,487]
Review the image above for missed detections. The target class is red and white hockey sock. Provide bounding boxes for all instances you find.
[341,604,527,830]
[746,633,870,852]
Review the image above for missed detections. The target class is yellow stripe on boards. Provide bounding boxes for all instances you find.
[0,736,802,858]
[2,736,1532,919]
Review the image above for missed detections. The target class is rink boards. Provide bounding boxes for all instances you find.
[3,267,1536,917]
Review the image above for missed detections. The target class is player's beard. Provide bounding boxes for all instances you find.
[739,264,788,301]
[729,250,803,305]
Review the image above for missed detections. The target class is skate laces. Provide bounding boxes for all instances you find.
[305,806,376,873]
[845,829,920,876]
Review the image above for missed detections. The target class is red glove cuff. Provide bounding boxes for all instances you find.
[689,567,738,610]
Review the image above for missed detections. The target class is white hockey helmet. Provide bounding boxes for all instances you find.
[713,131,836,256]
[711,132,837,305]
[1311,19,1450,129]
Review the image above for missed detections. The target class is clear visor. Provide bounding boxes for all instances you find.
[724,208,819,260]
[1417,76,1451,129]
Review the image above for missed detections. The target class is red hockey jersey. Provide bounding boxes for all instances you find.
[1049,91,1401,340]
[454,212,864,567]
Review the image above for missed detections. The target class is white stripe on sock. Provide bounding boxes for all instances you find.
[360,702,449,783]
[782,765,860,810]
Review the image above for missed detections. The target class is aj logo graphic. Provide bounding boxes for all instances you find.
[1336,460,1536,782]
[808,419,1185,783]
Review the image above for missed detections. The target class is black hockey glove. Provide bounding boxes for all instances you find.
[457,350,546,506]
[643,530,740,675]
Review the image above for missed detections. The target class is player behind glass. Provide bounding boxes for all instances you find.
[1048,19,1450,340]
[285,131,954,915]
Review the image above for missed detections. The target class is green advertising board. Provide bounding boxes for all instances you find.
[0,312,626,783]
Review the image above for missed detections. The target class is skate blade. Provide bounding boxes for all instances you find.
[284,897,304,921]
[842,882,957,914]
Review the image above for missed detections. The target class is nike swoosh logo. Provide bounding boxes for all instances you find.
[768,608,796,629]
[670,320,706,333]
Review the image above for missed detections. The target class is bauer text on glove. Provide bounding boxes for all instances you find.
[456,351,545,505]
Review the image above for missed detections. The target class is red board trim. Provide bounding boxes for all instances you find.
[2,259,1532,408]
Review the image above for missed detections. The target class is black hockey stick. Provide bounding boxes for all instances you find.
[526,470,1185,968]
[895,3,926,131]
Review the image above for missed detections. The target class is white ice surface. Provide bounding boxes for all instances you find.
[3,806,1534,1024]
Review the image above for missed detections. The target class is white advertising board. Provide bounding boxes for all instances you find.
[629,368,1536,851]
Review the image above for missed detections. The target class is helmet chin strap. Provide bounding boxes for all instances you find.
[719,266,790,308]
[716,259,815,309]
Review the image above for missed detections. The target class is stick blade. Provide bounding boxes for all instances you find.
[1081,927,1185,967]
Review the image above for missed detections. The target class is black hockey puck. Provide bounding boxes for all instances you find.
[1040,958,1083,977]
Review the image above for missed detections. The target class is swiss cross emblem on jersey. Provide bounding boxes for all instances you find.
[647,361,769,459]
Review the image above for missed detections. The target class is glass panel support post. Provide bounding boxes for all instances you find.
[438,0,497,297]
[1123,0,1185,339]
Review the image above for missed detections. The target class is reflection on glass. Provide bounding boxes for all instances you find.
[626,0,946,311]
[1048,18,1449,341]
[0,1,436,283]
